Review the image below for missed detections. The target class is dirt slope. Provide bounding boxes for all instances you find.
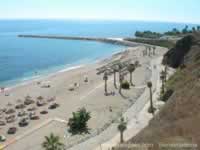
[125,33,200,150]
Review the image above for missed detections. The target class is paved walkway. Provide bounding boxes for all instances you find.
[67,56,163,150]
[95,57,163,150]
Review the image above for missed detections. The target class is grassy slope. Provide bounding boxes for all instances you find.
[125,33,200,149]
[124,38,175,49]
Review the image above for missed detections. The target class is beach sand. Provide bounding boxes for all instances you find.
[0,45,167,150]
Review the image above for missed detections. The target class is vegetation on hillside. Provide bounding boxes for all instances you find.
[163,35,194,68]
[135,25,200,38]
[125,38,175,48]
[124,33,200,149]
[135,31,162,39]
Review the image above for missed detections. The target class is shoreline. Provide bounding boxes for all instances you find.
[0,47,127,93]
[2,65,84,92]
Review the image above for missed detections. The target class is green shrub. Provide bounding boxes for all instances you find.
[160,89,174,102]
[121,80,130,89]
[68,107,91,135]
[148,107,156,114]
[135,31,162,39]
[166,69,184,89]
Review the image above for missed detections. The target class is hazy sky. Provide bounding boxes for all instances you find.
[0,0,200,23]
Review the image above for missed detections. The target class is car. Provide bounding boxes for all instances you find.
[6,115,16,123]
[0,121,6,126]
[47,97,56,103]
[36,100,46,107]
[7,127,17,134]
[5,109,15,114]
[19,118,29,127]
[18,111,27,117]
[24,99,35,105]
[40,110,48,115]
[30,115,40,120]
[48,103,59,110]
[27,106,37,112]
[0,135,6,142]
[15,104,26,109]
[0,108,6,113]
[6,117,15,123]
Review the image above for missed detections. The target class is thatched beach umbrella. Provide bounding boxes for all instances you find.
[6,102,13,107]
[5,108,15,115]
[27,104,37,111]
[37,96,44,100]
[24,96,35,105]
[6,102,15,114]
[47,96,56,103]
[15,103,26,110]
[25,95,32,100]
[17,99,23,104]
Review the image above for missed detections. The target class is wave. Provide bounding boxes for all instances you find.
[58,65,83,73]
[2,64,85,92]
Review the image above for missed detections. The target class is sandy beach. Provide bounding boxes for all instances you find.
[0,44,167,150]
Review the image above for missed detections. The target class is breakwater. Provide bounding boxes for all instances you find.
[18,35,139,47]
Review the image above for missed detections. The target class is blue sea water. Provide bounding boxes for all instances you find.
[0,20,198,86]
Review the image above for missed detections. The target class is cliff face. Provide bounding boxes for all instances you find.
[128,33,200,148]
[163,35,194,68]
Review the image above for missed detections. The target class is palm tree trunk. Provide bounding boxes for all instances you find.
[120,131,124,143]
[149,87,154,115]
[130,72,133,86]
[164,71,167,83]
[161,79,165,94]
[104,80,107,95]
[119,82,122,94]
[114,72,117,89]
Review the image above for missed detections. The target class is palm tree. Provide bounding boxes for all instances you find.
[148,47,151,56]
[119,73,124,94]
[197,26,200,31]
[112,65,119,89]
[147,81,155,115]
[192,27,196,32]
[117,63,123,77]
[103,71,108,95]
[42,133,64,150]
[127,63,136,86]
[118,117,127,143]
[153,46,156,55]
[164,65,168,82]
[160,71,166,94]
[145,47,148,56]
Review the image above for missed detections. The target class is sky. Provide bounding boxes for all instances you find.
[0,0,200,23]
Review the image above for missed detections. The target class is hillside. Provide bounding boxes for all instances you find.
[125,33,200,149]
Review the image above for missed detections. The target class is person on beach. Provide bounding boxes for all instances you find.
[0,87,5,93]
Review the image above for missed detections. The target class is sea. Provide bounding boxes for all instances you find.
[0,19,198,86]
